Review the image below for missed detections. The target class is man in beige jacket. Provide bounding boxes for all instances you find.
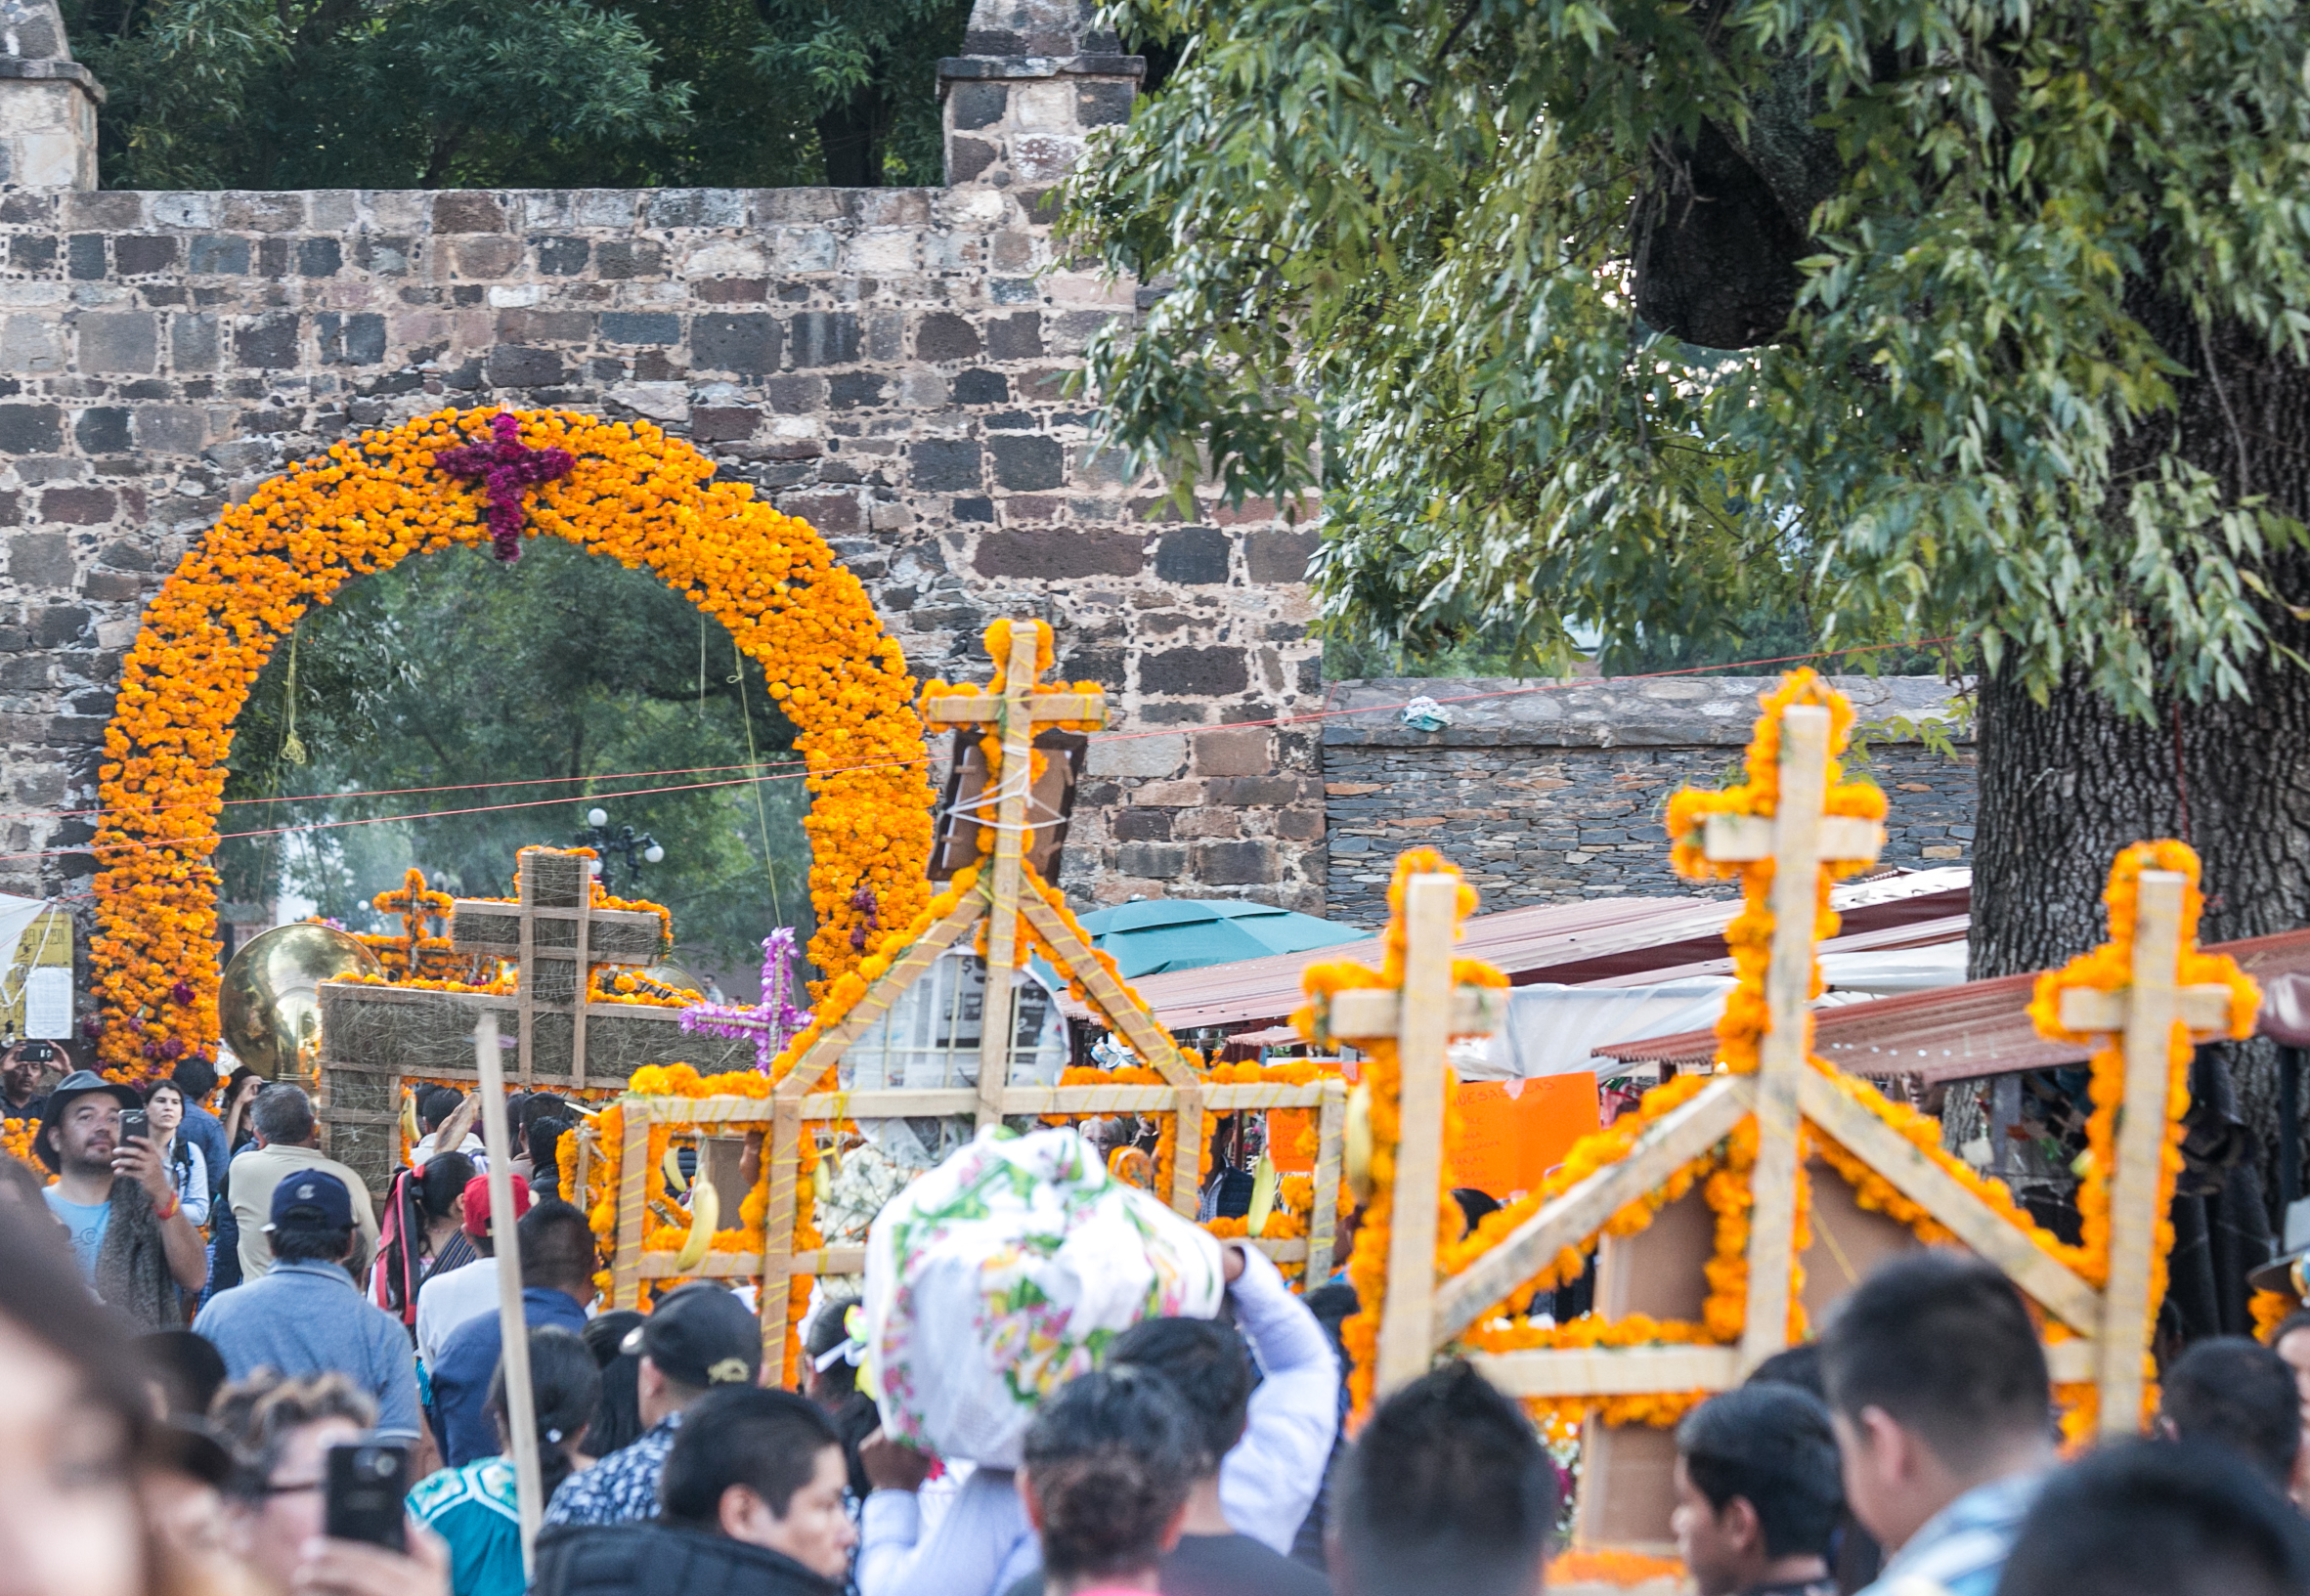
[228,1083,377,1281]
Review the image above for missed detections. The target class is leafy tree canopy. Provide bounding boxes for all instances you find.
[64,0,969,189]
[218,539,814,988]
[1065,0,2310,713]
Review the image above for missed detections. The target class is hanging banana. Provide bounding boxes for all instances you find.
[661,1143,689,1196]
[1245,1152,1280,1238]
[1345,1083,1374,1205]
[672,1179,719,1272]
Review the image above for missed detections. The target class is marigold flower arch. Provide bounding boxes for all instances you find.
[90,407,936,1082]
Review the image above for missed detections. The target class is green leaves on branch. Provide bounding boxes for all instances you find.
[1063,0,2310,711]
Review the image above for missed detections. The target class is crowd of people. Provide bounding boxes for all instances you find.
[15,1037,2310,1596]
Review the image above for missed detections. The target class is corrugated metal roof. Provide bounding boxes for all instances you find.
[1594,927,2310,1081]
[1109,869,1971,1034]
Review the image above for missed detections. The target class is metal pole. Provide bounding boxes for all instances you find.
[475,1014,544,1574]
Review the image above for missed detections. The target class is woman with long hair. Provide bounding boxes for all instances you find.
[409,1326,600,1596]
[139,1080,209,1229]
[577,1310,645,1460]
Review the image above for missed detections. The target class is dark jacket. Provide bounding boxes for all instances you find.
[533,1523,843,1596]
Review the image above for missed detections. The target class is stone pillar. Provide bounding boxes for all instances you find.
[0,0,101,190]
[938,0,1142,209]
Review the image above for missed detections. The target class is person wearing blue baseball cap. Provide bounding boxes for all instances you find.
[192,1168,420,1441]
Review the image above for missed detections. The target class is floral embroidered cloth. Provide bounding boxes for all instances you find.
[863,1126,1223,1467]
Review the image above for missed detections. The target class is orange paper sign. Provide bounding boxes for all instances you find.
[1448,1075,1603,1200]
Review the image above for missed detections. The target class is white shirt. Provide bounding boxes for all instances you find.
[414,1255,499,1368]
[410,1131,489,1172]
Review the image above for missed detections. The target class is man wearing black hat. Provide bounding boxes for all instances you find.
[38,1068,207,1327]
[545,1283,764,1527]
[191,1169,421,1441]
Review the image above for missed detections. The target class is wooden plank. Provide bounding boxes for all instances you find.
[2046,1337,2098,1384]
[758,1099,804,1382]
[1430,1075,1752,1345]
[1374,874,1460,1399]
[640,1244,871,1280]
[571,858,593,1090]
[1324,984,1507,1041]
[2100,871,2187,1436]
[1469,1344,1743,1399]
[1306,1077,1346,1284]
[2059,983,2236,1033]
[924,692,1105,725]
[1796,1070,2104,1332]
[610,1099,651,1310]
[976,622,1042,1133]
[772,894,985,1099]
[1740,703,1829,1371]
[1698,811,1884,864]
[1020,889,1196,1085]
[794,1080,1325,1120]
[474,1012,545,1573]
[516,851,537,1087]
[1171,1088,1205,1218]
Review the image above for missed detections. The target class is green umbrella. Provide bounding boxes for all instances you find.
[1076,899,1368,978]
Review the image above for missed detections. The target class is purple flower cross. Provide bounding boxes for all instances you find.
[433,411,576,562]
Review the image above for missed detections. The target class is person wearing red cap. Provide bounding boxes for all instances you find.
[430,1198,595,1467]
[415,1175,533,1371]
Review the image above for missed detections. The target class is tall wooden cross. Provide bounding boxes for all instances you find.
[1690,704,1883,1368]
[920,624,1105,1136]
[2039,866,2251,1434]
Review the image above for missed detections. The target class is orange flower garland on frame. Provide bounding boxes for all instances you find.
[92,408,937,1084]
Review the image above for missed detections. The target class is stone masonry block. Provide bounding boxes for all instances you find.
[1195,727,1273,777]
[692,313,781,376]
[915,312,981,362]
[0,404,62,453]
[73,408,129,453]
[1143,647,1248,696]
[9,532,70,587]
[0,315,61,373]
[234,314,298,369]
[909,438,982,492]
[1077,81,1135,126]
[974,527,1142,579]
[1117,841,1186,879]
[988,433,1064,491]
[790,311,860,367]
[1193,840,1279,884]
[950,81,1007,130]
[1085,731,1186,779]
[432,193,505,233]
[1155,525,1230,584]
[1246,527,1319,582]
[39,487,113,525]
[75,311,156,373]
[114,235,176,275]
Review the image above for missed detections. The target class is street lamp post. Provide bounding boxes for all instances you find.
[573,806,665,892]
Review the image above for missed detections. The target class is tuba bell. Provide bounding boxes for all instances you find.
[218,924,383,1083]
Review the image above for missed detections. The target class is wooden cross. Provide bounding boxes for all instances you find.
[1692,704,1882,1370]
[1312,874,1508,1399]
[2040,869,2249,1435]
[920,625,1104,1137]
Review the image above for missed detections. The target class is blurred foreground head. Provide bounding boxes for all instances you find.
[0,1201,158,1596]
[1995,1439,2310,1596]
[1331,1360,1556,1596]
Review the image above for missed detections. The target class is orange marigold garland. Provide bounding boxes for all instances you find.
[93,407,937,1084]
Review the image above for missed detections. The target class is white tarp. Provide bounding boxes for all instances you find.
[1471,941,1974,1079]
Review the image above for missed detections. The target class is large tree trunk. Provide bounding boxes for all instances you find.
[1632,97,2310,1335]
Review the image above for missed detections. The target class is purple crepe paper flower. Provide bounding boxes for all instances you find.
[434,411,577,562]
[679,927,814,1073]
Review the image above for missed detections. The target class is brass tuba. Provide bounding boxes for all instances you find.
[218,924,383,1082]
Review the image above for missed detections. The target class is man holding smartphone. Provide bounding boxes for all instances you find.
[2,1038,55,1120]
[34,1069,207,1327]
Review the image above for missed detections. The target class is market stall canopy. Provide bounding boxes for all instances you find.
[1593,925,2310,1080]
[1110,868,1971,1034]
[1075,899,1368,979]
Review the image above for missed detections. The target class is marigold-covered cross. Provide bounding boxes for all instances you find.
[2030,844,2257,1435]
[435,411,576,562]
[921,623,1105,1136]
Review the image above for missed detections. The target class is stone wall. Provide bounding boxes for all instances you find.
[0,0,1331,929]
[1321,675,1977,925]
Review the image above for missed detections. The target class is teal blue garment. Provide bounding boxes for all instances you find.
[409,1456,524,1596]
[41,1187,110,1280]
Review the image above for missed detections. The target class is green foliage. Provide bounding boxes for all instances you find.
[1064,0,2310,717]
[63,0,968,189]
[217,540,813,986]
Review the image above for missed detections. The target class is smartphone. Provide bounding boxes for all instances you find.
[118,1108,148,1145]
[20,1041,54,1064]
[325,1442,409,1551]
